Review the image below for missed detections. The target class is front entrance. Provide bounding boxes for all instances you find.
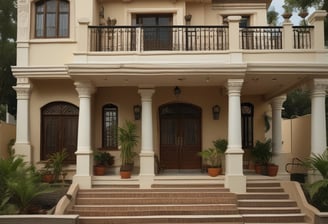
[159,103,202,170]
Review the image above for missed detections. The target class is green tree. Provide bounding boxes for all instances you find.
[282,88,311,119]
[267,7,279,26]
[0,0,17,116]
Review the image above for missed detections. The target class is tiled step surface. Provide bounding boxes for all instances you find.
[68,184,243,224]
[237,181,307,223]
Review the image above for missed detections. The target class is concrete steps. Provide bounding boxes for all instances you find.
[237,181,307,223]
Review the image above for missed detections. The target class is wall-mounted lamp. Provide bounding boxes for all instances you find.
[174,86,181,97]
[99,5,104,19]
[184,14,192,25]
[212,105,221,120]
[107,17,117,26]
[133,105,141,120]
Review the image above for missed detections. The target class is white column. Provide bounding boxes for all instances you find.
[73,81,95,189]
[270,95,287,155]
[13,77,32,163]
[138,88,155,189]
[311,79,328,155]
[225,79,246,193]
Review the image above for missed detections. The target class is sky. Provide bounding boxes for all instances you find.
[269,0,315,25]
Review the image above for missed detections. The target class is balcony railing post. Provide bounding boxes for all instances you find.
[78,18,90,53]
[308,10,328,50]
[136,27,142,52]
[228,16,241,51]
[282,21,293,50]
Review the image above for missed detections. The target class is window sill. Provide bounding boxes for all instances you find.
[29,38,77,44]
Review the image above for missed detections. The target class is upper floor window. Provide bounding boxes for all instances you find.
[102,104,118,150]
[35,0,69,38]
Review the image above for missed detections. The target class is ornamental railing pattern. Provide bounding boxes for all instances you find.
[89,25,314,52]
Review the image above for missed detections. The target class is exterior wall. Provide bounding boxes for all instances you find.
[29,79,78,164]
[0,121,16,159]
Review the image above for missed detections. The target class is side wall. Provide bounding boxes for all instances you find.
[0,121,16,159]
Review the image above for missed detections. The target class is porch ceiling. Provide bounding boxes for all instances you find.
[68,62,328,99]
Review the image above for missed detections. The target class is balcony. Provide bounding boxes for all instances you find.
[88,25,314,52]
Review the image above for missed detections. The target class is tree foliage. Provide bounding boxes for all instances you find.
[282,88,311,119]
[0,0,17,116]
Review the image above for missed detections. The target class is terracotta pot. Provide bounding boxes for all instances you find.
[207,167,221,177]
[254,164,262,174]
[120,171,131,179]
[42,174,54,183]
[94,165,106,176]
[267,164,279,177]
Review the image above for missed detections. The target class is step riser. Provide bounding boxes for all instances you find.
[77,192,235,198]
[243,216,305,223]
[79,217,244,224]
[237,194,289,200]
[239,209,301,214]
[76,198,237,205]
[239,201,297,207]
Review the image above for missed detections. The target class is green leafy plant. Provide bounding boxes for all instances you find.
[47,149,69,182]
[302,149,328,211]
[119,121,138,171]
[0,154,52,214]
[94,150,114,167]
[199,139,227,168]
[251,139,273,165]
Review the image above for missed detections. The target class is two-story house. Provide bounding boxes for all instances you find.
[12,0,328,193]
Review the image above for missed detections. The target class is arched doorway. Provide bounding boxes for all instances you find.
[41,101,79,163]
[159,103,202,170]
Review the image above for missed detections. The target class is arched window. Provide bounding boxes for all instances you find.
[41,102,78,163]
[241,103,254,149]
[102,104,118,150]
[35,0,69,38]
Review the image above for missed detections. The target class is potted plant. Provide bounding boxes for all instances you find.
[199,139,227,177]
[251,139,272,175]
[40,160,54,183]
[94,150,115,175]
[119,120,138,179]
[48,149,69,182]
[282,4,293,21]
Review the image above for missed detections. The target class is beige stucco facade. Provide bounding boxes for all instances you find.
[12,0,328,192]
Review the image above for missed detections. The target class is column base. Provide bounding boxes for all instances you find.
[139,151,155,176]
[139,174,154,189]
[225,175,246,193]
[73,175,92,189]
[14,143,32,163]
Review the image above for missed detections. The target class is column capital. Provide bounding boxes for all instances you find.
[74,81,96,97]
[270,95,287,110]
[312,79,328,97]
[14,77,32,100]
[138,88,155,100]
[226,79,244,95]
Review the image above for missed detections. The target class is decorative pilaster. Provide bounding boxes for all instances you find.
[138,88,155,189]
[17,0,30,66]
[311,79,328,155]
[73,81,96,189]
[270,95,287,155]
[13,77,33,163]
[225,79,246,193]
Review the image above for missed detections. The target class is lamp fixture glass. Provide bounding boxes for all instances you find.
[133,105,141,120]
[174,86,181,97]
[212,105,220,120]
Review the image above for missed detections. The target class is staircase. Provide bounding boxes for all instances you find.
[237,181,308,223]
[66,181,310,224]
[67,183,244,224]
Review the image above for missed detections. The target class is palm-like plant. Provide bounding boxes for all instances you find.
[199,139,227,168]
[119,121,138,171]
[303,150,328,198]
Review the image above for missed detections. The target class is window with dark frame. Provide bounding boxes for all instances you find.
[241,103,254,149]
[35,0,69,38]
[102,104,118,150]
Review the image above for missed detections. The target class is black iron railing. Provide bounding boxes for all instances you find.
[89,25,314,52]
[293,26,314,49]
[240,26,283,50]
[89,25,229,52]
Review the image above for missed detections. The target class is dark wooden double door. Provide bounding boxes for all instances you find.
[160,103,202,170]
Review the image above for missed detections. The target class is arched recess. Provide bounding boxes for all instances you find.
[41,101,79,163]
